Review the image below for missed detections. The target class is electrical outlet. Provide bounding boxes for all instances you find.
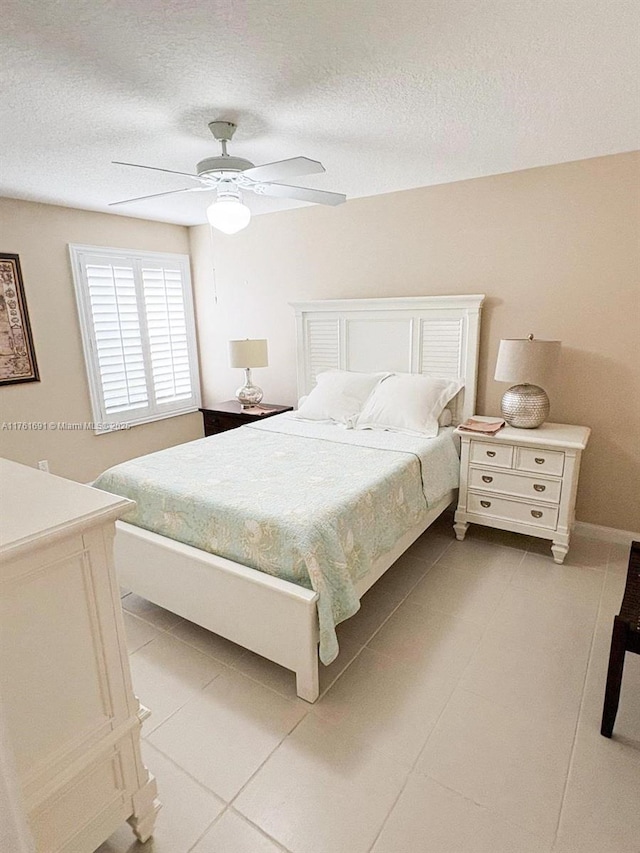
[37,460,49,472]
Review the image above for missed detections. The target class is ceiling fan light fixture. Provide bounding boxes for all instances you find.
[111,120,346,216]
[206,186,251,235]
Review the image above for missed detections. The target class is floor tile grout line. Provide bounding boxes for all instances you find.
[355,585,426,648]
[142,667,227,738]
[307,546,458,703]
[407,636,484,776]
[143,737,230,805]
[550,573,605,843]
[408,550,527,774]
[226,806,297,853]
[366,773,414,853]
[184,804,229,853]
[357,548,526,705]
[123,607,184,636]
[125,635,157,656]
[182,803,296,853]
[148,724,310,853]
[331,552,444,668]
[316,642,369,701]
[224,706,311,815]
[374,570,516,633]
[345,547,455,651]
[406,770,556,849]
[411,687,569,850]
[126,607,254,670]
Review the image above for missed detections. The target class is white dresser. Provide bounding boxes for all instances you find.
[0,459,158,853]
[454,422,591,563]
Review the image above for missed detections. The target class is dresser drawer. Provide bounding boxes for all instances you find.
[469,467,562,504]
[515,446,565,477]
[30,751,127,852]
[467,492,559,530]
[469,441,514,469]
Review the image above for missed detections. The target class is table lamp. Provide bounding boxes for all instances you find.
[228,339,268,407]
[494,335,561,428]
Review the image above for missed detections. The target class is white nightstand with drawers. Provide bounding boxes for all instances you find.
[453,422,591,563]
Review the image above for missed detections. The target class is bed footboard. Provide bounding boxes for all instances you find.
[114,490,454,703]
[114,522,321,700]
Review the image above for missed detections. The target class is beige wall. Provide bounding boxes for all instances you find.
[0,198,202,483]
[191,152,640,532]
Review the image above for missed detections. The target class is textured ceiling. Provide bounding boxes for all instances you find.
[1,0,638,225]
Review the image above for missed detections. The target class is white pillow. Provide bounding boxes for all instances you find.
[294,370,389,424]
[438,408,453,427]
[353,373,464,437]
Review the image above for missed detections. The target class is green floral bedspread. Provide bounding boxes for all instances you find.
[93,416,459,663]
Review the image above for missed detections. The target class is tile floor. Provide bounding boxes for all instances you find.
[98,516,639,853]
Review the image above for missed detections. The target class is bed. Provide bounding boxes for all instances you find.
[102,294,484,701]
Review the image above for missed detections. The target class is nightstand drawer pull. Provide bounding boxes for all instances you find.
[470,441,514,468]
[468,468,561,504]
[516,446,565,476]
[468,492,558,529]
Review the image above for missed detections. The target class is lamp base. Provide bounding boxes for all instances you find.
[235,368,263,408]
[500,384,549,429]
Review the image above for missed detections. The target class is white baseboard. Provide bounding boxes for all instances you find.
[574,521,640,544]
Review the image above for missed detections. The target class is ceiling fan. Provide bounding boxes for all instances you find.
[111,120,346,233]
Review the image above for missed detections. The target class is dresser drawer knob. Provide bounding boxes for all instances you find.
[482,475,493,483]
[533,484,545,492]
[480,500,492,508]
[531,510,543,518]
[535,457,545,464]
[486,451,496,458]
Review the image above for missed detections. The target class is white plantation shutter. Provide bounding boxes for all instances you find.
[85,260,148,414]
[142,264,193,404]
[70,245,200,431]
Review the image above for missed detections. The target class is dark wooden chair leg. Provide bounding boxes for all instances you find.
[601,615,629,738]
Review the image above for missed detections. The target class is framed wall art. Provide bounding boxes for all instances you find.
[0,253,40,385]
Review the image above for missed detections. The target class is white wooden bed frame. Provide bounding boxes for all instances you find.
[115,294,485,702]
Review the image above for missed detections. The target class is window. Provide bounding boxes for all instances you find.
[70,244,201,432]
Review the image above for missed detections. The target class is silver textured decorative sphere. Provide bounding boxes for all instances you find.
[501,384,549,428]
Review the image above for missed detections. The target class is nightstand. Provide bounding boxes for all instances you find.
[199,400,293,436]
[453,421,591,563]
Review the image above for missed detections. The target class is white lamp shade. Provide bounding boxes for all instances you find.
[495,337,560,385]
[228,339,268,368]
[207,198,251,234]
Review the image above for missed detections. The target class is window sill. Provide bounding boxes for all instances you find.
[94,406,201,435]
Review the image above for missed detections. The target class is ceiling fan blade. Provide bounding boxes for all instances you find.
[242,157,325,183]
[112,161,201,180]
[109,186,208,206]
[255,182,346,206]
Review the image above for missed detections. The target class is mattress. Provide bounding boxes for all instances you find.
[93,414,460,663]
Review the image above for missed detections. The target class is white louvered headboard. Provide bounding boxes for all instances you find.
[291,295,485,425]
